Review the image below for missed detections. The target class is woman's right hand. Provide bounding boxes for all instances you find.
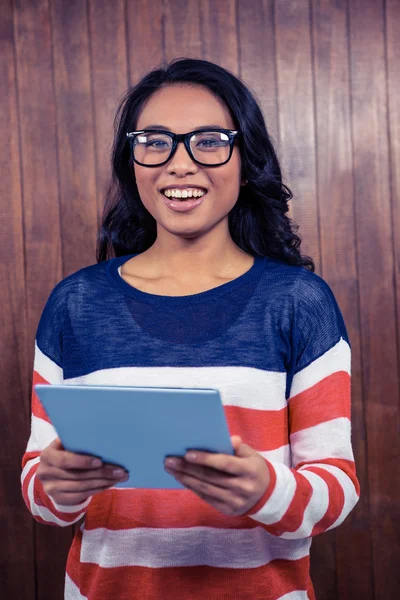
[37,438,129,506]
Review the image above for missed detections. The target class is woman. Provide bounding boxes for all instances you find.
[21,58,359,600]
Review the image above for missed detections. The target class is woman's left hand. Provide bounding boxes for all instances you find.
[164,436,270,516]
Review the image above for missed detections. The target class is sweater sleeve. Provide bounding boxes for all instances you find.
[247,274,360,538]
[21,283,91,527]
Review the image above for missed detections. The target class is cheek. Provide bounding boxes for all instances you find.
[134,168,161,204]
[214,158,242,199]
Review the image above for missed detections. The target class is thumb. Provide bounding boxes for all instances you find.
[231,436,254,457]
[50,437,64,450]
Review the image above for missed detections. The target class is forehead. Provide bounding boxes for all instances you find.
[136,84,235,132]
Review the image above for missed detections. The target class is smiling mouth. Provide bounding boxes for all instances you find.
[161,188,207,199]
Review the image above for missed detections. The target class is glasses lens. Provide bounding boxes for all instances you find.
[190,131,231,165]
[133,132,173,165]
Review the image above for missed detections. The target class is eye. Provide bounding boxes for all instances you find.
[197,138,223,147]
[146,139,169,148]
[134,134,172,151]
[192,132,230,151]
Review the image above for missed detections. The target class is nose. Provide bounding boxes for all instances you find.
[166,141,199,176]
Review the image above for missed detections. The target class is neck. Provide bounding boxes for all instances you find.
[144,224,251,279]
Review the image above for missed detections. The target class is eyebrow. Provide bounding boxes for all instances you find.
[141,124,228,131]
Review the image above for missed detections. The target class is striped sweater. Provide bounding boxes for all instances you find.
[21,254,359,600]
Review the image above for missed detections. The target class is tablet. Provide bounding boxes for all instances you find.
[34,384,234,489]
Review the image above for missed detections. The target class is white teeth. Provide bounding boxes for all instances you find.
[163,188,206,199]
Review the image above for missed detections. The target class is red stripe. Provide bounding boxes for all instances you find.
[67,529,311,600]
[308,466,345,535]
[22,451,40,469]
[246,459,277,516]
[225,405,288,451]
[261,470,313,537]
[32,370,52,423]
[85,488,260,530]
[289,371,350,434]
[22,454,86,524]
[21,460,37,510]
[33,475,87,523]
[297,458,360,496]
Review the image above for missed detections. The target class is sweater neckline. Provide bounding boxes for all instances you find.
[106,254,266,307]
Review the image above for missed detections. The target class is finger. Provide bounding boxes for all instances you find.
[165,461,235,490]
[234,442,255,459]
[195,490,243,516]
[182,451,245,476]
[46,477,123,495]
[170,470,234,501]
[39,465,128,482]
[44,445,104,471]
[231,436,243,453]
[51,488,110,506]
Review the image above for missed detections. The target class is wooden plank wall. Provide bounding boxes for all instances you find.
[1,0,399,598]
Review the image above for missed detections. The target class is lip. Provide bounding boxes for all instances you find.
[162,194,205,213]
[160,185,208,193]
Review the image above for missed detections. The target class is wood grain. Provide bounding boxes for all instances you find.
[88,0,129,222]
[2,1,400,598]
[274,0,321,271]
[348,0,400,597]
[311,1,373,597]
[200,0,239,74]
[386,0,400,393]
[13,0,71,598]
[51,0,98,275]
[0,0,34,598]
[164,0,203,62]
[126,0,164,84]
[236,0,279,143]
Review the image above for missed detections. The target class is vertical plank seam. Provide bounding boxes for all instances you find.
[271,0,282,159]
[198,0,205,59]
[235,0,242,78]
[161,0,167,64]
[383,0,400,406]
[86,0,100,230]
[49,0,74,550]
[124,0,132,85]
[345,0,375,595]
[308,0,323,277]
[11,0,37,596]
[11,0,28,402]
[48,0,64,279]
[269,0,280,148]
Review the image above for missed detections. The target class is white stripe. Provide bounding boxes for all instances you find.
[260,444,291,466]
[21,428,92,513]
[249,463,297,526]
[290,418,354,467]
[25,466,88,526]
[26,415,58,453]
[21,456,40,487]
[65,573,88,600]
[34,343,63,383]
[49,495,92,514]
[65,365,287,411]
[80,526,310,569]
[277,592,308,600]
[27,473,72,526]
[306,463,359,530]
[280,471,329,539]
[290,338,350,398]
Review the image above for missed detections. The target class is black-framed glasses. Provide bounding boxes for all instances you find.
[126,128,240,167]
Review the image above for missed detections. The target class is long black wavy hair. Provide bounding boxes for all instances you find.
[97,58,314,271]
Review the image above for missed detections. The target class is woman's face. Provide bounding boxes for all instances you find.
[133,84,242,240]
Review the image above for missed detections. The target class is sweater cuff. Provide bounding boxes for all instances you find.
[244,458,277,517]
